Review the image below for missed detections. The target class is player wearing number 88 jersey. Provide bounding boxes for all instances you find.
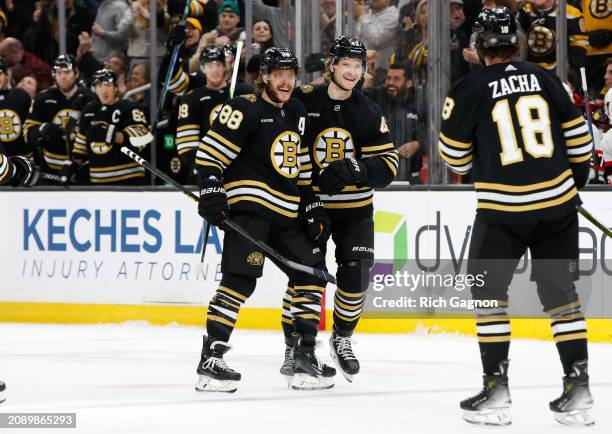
[440,8,594,426]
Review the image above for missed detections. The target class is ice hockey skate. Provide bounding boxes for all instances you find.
[195,336,241,393]
[550,360,595,426]
[329,331,360,382]
[460,360,512,426]
[291,333,335,390]
[279,338,294,387]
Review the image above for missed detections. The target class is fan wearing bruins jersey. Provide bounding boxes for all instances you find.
[439,9,594,426]
[24,55,95,179]
[67,69,153,185]
[175,46,251,182]
[518,0,589,72]
[194,48,336,393]
[279,36,398,383]
[577,0,612,94]
[0,59,32,159]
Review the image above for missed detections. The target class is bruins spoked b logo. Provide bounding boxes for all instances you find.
[270,131,300,178]
[0,109,22,142]
[313,127,354,168]
[528,25,555,55]
[590,0,611,19]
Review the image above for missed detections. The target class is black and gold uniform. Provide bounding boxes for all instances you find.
[0,153,11,184]
[72,99,152,184]
[442,9,594,426]
[0,88,32,159]
[0,152,39,186]
[518,2,589,71]
[24,85,94,173]
[193,48,333,392]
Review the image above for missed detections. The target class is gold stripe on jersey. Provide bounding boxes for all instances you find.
[225,179,300,218]
[175,123,200,155]
[42,149,69,170]
[166,66,189,96]
[208,130,240,152]
[298,146,312,186]
[475,169,573,192]
[561,116,584,129]
[477,187,578,212]
[315,183,374,210]
[563,116,594,162]
[321,197,374,209]
[360,143,400,177]
[195,130,240,175]
[438,133,473,174]
[227,196,298,218]
[89,161,144,183]
[89,171,144,183]
[439,132,472,149]
[73,132,88,155]
[23,119,42,143]
[0,154,11,184]
[361,143,395,153]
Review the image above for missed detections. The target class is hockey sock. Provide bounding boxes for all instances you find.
[206,275,256,342]
[475,305,511,375]
[281,284,295,343]
[548,302,588,375]
[291,283,325,344]
[333,261,368,336]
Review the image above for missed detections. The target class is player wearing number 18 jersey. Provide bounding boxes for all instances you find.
[439,8,594,426]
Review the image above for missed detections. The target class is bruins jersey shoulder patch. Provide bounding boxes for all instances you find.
[239,94,257,103]
[300,85,314,94]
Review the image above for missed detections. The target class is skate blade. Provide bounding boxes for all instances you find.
[282,374,293,388]
[462,408,512,426]
[195,375,238,393]
[553,409,595,426]
[330,350,356,383]
[291,373,334,390]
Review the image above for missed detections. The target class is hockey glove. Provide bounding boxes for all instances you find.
[198,176,229,227]
[300,198,331,246]
[9,156,40,187]
[59,161,79,185]
[318,158,367,195]
[87,123,116,145]
[166,24,187,50]
[38,122,65,148]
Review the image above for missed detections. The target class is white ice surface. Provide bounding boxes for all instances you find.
[0,322,610,434]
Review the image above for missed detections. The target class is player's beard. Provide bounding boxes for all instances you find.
[58,81,77,94]
[265,82,292,104]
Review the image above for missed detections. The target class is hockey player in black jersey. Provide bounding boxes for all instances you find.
[438,8,594,426]
[280,36,398,383]
[67,69,153,184]
[24,55,95,179]
[194,47,336,392]
[0,59,32,159]
[175,46,251,183]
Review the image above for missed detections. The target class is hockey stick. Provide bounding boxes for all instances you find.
[120,146,337,284]
[577,206,612,238]
[579,67,598,180]
[198,41,244,266]
[153,0,193,131]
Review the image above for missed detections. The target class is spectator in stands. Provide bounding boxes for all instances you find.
[23,1,57,66]
[365,63,423,183]
[16,75,37,98]
[252,19,274,55]
[91,0,129,63]
[118,0,170,67]
[1,0,35,41]
[450,0,470,84]
[518,0,587,74]
[104,55,128,96]
[126,61,150,110]
[320,0,336,54]
[355,0,399,76]
[189,1,245,72]
[0,37,52,89]
[396,0,427,86]
[253,0,292,49]
[65,0,96,56]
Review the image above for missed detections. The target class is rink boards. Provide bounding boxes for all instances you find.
[1,187,611,341]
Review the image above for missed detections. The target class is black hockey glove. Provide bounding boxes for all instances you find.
[300,198,331,246]
[9,156,40,187]
[166,24,187,50]
[318,158,367,195]
[198,176,229,227]
[37,122,65,148]
[59,161,78,185]
[87,123,116,144]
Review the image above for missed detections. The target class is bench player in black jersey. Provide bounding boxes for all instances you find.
[175,46,251,183]
[0,59,31,159]
[24,55,95,181]
[438,8,594,426]
[279,36,398,383]
[194,48,335,392]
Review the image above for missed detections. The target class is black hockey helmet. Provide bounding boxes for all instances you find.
[0,58,7,74]
[92,68,118,86]
[200,46,226,65]
[473,7,517,49]
[329,35,367,69]
[53,54,77,71]
[259,47,299,75]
